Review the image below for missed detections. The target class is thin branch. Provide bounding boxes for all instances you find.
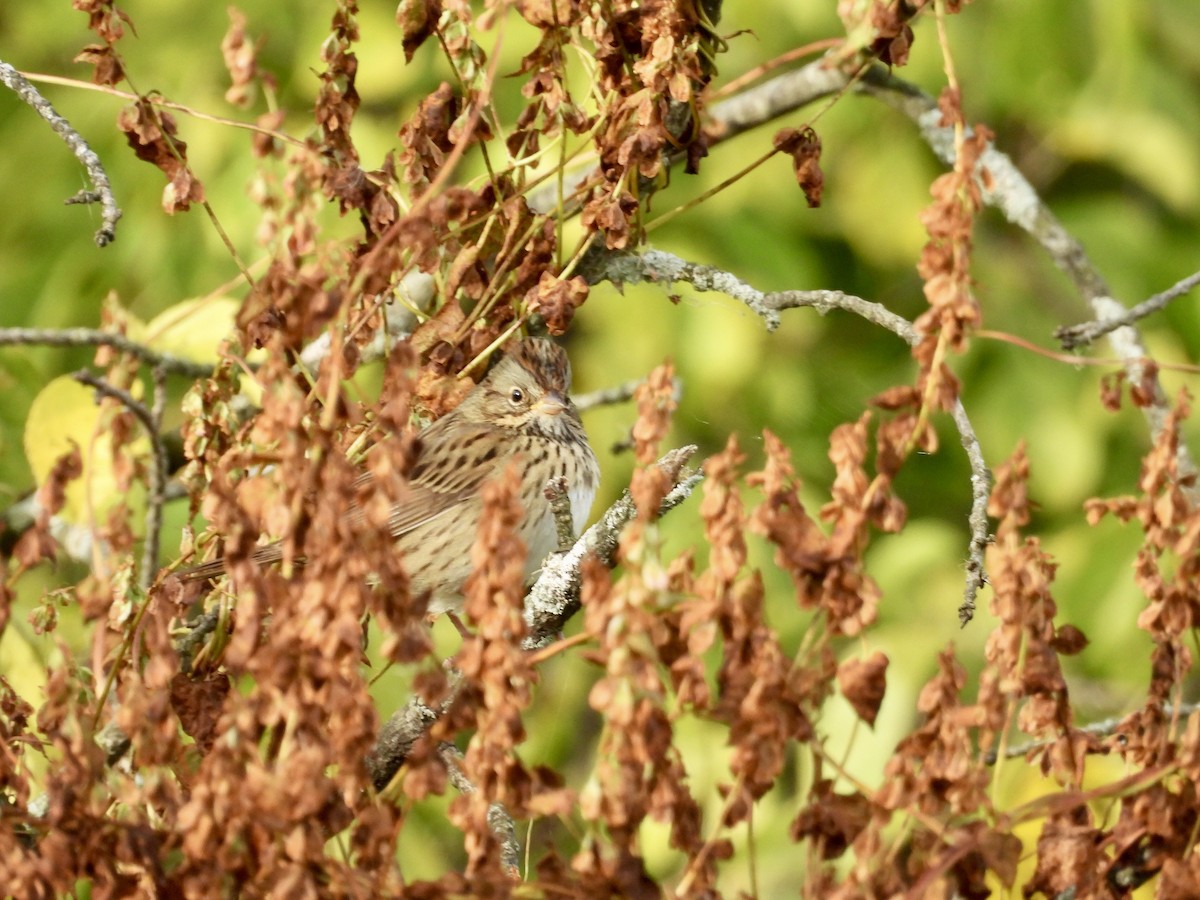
[765,288,919,341]
[0,59,121,246]
[763,289,993,624]
[578,246,782,331]
[1055,268,1200,350]
[706,58,849,144]
[438,743,522,877]
[72,372,158,451]
[0,327,213,378]
[851,64,1198,486]
[575,375,683,414]
[574,377,644,412]
[988,702,1200,763]
[581,245,994,623]
[72,369,170,590]
[950,399,992,625]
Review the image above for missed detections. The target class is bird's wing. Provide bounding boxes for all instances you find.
[381,419,504,537]
[177,419,505,581]
[175,540,287,581]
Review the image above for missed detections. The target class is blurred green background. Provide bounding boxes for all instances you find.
[2,0,1199,891]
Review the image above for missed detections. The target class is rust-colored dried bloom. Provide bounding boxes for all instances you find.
[838,652,888,728]
[749,429,880,636]
[984,444,1094,785]
[450,464,541,876]
[1088,392,1200,644]
[878,647,990,818]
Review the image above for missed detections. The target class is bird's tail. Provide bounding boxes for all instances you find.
[175,542,291,582]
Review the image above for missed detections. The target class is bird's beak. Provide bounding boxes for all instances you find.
[536,391,568,417]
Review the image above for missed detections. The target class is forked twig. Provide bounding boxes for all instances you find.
[1056,268,1200,350]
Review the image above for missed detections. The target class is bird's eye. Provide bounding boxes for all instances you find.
[509,387,524,404]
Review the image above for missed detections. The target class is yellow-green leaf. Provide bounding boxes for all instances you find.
[143,296,240,364]
[24,375,149,524]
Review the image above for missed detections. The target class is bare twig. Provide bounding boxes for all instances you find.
[72,369,170,590]
[706,59,849,143]
[950,399,992,625]
[71,372,158,448]
[988,702,1200,763]
[578,246,782,331]
[581,245,994,623]
[0,327,213,378]
[573,374,681,415]
[574,377,647,412]
[1055,268,1200,350]
[438,743,522,877]
[765,288,919,340]
[764,289,993,624]
[0,59,121,246]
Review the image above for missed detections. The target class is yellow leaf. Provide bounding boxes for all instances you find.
[24,376,149,525]
[144,296,241,364]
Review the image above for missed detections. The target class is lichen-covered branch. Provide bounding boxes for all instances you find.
[1055,268,1200,350]
[852,65,1196,482]
[0,59,121,246]
[366,694,443,793]
[0,327,213,378]
[579,245,994,622]
[438,744,522,876]
[764,287,920,340]
[950,399,992,625]
[522,445,701,648]
[578,245,784,330]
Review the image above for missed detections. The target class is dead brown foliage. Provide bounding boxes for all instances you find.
[5,1,1200,897]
